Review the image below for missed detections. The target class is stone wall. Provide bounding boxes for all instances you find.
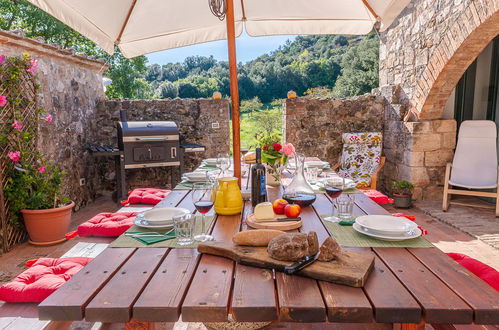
[95,99,230,191]
[380,0,499,119]
[0,29,107,210]
[284,94,386,166]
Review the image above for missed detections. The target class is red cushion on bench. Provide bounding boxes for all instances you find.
[128,188,171,205]
[77,212,138,237]
[447,253,499,291]
[0,257,93,303]
[360,189,394,205]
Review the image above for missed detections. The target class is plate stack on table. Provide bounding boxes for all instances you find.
[134,207,190,230]
[353,215,421,241]
[304,160,330,170]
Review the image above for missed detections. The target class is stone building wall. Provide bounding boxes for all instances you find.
[0,29,107,210]
[379,86,457,199]
[95,99,230,192]
[380,0,498,119]
[284,94,386,166]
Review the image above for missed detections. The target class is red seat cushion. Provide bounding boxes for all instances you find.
[0,257,93,303]
[77,212,138,237]
[127,188,171,205]
[360,189,394,205]
[447,253,499,291]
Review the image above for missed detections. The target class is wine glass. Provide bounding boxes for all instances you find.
[192,182,215,241]
[323,176,345,222]
[217,153,231,177]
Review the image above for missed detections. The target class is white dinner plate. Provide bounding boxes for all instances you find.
[353,222,421,241]
[305,161,329,168]
[138,207,190,226]
[355,215,417,235]
[203,158,218,166]
[134,218,175,229]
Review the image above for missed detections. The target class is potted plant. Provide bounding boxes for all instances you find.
[255,133,294,186]
[391,180,414,208]
[1,53,72,245]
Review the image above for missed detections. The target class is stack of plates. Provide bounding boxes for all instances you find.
[317,177,356,189]
[305,161,330,169]
[182,171,211,183]
[135,207,190,229]
[353,215,421,241]
[202,158,218,167]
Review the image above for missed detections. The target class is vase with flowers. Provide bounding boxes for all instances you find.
[255,133,295,186]
[1,53,71,245]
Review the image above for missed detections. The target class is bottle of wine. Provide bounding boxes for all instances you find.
[251,148,267,206]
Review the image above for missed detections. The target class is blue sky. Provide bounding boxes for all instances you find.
[146,32,296,65]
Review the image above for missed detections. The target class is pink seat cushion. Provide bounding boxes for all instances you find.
[0,257,93,303]
[447,253,499,291]
[77,212,138,237]
[360,189,394,205]
[128,188,171,205]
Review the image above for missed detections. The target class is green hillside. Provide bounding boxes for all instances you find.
[145,34,379,103]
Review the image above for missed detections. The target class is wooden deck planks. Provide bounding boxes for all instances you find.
[231,201,278,322]
[132,248,201,322]
[181,211,242,322]
[375,247,474,324]
[307,194,372,323]
[409,248,499,324]
[85,248,167,323]
[38,247,135,321]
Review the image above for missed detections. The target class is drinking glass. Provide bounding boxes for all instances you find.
[173,213,195,245]
[336,195,355,221]
[192,182,215,242]
[217,153,231,177]
[305,167,319,185]
[323,176,345,222]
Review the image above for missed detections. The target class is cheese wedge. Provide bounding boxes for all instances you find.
[254,202,275,221]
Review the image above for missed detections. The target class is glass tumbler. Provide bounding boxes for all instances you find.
[336,195,355,221]
[173,213,195,245]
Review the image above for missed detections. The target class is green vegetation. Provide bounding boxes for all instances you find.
[391,181,415,196]
[1,0,380,147]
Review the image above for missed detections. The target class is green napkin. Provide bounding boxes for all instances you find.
[126,232,176,245]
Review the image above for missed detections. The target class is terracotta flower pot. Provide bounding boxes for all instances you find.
[21,201,74,246]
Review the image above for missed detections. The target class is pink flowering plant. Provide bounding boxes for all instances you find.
[255,132,295,182]
[0,53,68,226]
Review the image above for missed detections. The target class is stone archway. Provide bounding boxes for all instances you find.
[411,4,499,120]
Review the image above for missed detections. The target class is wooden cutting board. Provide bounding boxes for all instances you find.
[198,241,374,287]
[246,214,302,230]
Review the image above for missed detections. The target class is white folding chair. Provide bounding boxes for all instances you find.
[442,120,499,216]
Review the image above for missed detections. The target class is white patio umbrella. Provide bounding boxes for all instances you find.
[27,0,410,182]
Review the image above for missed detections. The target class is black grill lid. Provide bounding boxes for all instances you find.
[118,121,178,137]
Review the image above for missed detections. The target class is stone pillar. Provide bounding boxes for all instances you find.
[380,84,457,200]
[384,119,456,200]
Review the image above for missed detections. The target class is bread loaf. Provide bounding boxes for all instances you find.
[317,237,341,261]
[232,229,286,246]
[307,231,319,256]
[267,233,309,261]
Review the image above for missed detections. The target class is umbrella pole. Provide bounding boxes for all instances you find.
[225,0,241,185]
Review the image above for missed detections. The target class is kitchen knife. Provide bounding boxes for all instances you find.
[283,253,319,275]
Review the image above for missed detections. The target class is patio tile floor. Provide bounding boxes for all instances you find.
[413,196,499,250]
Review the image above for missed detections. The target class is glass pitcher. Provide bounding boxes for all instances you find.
[282,153,316,207]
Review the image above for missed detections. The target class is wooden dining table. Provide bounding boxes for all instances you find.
[37,180,499,329]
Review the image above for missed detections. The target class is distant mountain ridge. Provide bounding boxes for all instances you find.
[145,34,379,103]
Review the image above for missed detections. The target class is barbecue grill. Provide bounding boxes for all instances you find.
[89,110,206,203]
[117,120,180,169]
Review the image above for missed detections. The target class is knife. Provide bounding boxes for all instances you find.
[257,217,302,223]
[283,253,319,275]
